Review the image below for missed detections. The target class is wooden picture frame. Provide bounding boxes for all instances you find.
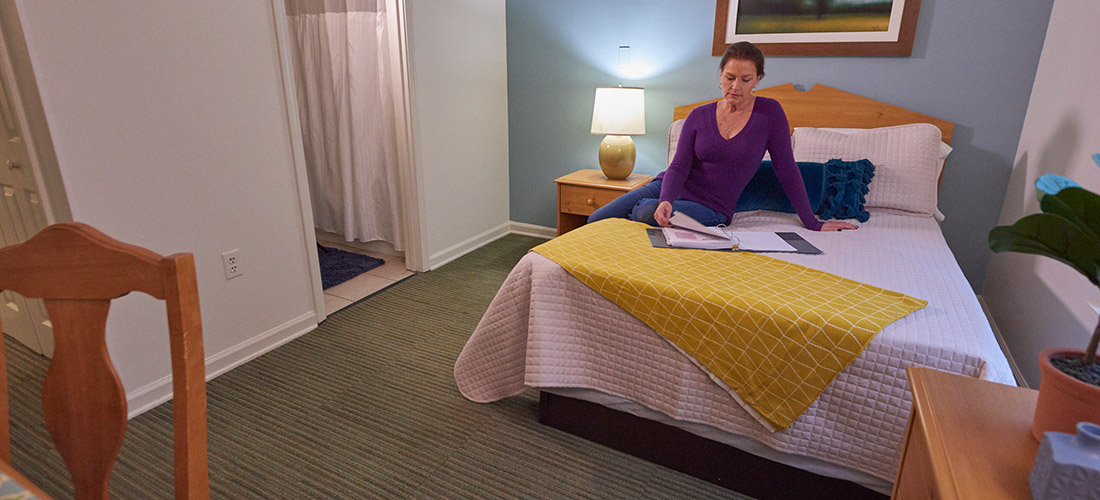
[712,0,922,57]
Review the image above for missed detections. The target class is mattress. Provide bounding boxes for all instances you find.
[453,209,1015,492]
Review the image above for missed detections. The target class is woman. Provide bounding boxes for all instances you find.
[587,42,857,232]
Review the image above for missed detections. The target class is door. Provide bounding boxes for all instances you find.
[0,63,52,356]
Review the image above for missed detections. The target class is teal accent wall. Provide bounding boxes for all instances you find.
[506,0,1054,291]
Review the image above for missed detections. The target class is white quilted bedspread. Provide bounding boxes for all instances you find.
[454,210,1015,484]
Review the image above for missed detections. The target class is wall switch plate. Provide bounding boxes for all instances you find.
[221,249,243,280]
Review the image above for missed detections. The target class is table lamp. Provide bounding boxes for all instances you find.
[590,86,645,180]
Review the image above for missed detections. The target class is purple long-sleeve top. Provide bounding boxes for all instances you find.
[658,98,823,231]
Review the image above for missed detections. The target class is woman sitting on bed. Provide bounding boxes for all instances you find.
[587,41,857,232]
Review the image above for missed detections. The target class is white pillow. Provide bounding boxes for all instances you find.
[792,123,944,216]
[793,126,952,180]
[667,119,685,166]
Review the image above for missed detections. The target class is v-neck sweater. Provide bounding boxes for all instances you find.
[658,98,822,230]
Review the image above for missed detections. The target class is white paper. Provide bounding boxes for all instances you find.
[661,227,736,250]
[669,212,728,239]
[667,211,796,252]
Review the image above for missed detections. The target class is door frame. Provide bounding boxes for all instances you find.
[386,0,425,273]
[268,0,425,321]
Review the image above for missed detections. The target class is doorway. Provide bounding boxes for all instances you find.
[276,0,422,316]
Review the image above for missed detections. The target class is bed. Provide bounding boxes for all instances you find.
[453,84,1015,499]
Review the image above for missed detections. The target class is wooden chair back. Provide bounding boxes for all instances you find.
[0,223,209,499]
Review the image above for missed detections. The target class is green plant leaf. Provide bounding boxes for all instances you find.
[1039,187,1100,242]
[989,213,1100,286]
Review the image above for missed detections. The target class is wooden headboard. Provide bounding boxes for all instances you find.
[673,83,954,145]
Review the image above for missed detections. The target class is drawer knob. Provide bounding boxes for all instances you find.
[586,198,597,207]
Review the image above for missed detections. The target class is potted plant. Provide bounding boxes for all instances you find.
[988,154,1100,440]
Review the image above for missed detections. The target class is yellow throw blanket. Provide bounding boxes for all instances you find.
[531,218,926,431]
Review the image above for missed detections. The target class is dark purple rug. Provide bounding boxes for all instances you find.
[318,245,385,289]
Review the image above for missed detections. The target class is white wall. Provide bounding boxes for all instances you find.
[983,0,1100,387]
[405,0,511,269]
[15,1,319,413]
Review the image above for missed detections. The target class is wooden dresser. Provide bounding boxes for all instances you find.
[892,367,1039,499]
[554,169,652,235]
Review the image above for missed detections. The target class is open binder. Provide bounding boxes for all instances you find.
[647,228,822,254]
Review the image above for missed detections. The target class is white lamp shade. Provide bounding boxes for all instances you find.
[590,86,645,136]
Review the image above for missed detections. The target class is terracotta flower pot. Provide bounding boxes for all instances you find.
[1032,348,1100,441]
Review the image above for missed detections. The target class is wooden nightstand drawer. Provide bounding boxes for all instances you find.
[554,169,652,236]
[559,184,622,216]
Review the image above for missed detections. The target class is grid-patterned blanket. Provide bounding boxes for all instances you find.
[531,219,926,430]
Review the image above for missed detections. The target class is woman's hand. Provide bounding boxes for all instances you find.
[820,220,859,231]
[654,201,674,227]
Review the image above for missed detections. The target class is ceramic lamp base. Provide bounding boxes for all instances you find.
[598,135,636,180]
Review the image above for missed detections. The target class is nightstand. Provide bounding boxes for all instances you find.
[554,169,653,236]
[892,367,1039,500]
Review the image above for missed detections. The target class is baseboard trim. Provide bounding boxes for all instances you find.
[977,295,1028,388]
[125,311,319,418]
[427,221,510,270]
[509,221,556,239]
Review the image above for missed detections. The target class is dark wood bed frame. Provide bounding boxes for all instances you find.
[539,392,886,500]
[538,84,955,500]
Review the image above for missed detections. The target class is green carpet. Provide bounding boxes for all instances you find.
[5,234,750,499]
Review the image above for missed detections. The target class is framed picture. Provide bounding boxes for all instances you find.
[712,0,922,57]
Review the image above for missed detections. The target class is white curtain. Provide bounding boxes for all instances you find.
[285,0,404,249]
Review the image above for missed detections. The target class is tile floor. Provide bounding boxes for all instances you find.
[318,242,415,315]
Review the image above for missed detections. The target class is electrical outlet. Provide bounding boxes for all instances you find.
[221,249,243,280]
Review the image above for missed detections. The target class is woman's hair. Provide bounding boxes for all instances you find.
[719,41,765,78]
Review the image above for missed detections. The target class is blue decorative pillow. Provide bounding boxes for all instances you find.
[735,161,824,214]
[735,159,874,222]
[818,158,874,222]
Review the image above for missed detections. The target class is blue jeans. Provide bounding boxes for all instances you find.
[586,179,727,227]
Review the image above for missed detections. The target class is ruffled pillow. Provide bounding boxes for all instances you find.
[818,158,875,222]
[735,159,875,222]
